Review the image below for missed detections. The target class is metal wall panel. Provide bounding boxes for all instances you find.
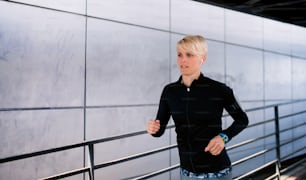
[86,106,171,179]
[263,19,291,55]
[292,57,306,99]
[203,40,225,83]
[225,9,263,49]
[171,0,225,41]
[12,0,86,14]
[0,109,83,156]
[291,26,306,58]
[0,109,84,180]
[87,0,169,30]
[225,45,264,101]
[264,52,291,100]
[93,151,170,179]
[0,2,85,108]
[86,18,169,106]
[86,107,156,140]
[0,149,83,180]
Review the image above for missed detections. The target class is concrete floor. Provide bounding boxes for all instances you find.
[280,159,306,180]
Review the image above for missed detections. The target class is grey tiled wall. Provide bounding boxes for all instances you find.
[1,0,306,179]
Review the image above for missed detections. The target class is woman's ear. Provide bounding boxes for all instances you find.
[202,55,207,64]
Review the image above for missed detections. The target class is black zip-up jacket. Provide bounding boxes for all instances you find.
[152,74,249,173]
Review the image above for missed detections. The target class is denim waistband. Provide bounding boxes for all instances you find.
[180,167,232,179]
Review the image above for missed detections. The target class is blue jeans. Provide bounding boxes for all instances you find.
[180,167,232,180]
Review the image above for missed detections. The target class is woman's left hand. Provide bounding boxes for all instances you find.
[204,135,225,156]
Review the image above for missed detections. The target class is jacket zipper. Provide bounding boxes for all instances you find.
[185,86,195,171]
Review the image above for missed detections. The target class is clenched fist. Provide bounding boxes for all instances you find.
[147,120,160,135]
[204,135,225,156]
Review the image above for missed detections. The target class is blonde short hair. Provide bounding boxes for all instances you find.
[177,35,208,56]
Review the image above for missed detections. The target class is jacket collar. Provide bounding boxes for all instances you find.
[177,73,206,86]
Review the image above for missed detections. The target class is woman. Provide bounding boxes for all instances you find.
[147,35,249,180]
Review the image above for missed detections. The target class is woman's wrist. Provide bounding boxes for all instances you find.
[219,133,229,144]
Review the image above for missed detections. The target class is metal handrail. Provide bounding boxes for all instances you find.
[131,164,180,180]
[39,167,90,180]
[227,132,275,150]
[234,160,278,180]
[0,124,174,164]
[95,144,177,170]
[243,99,306,113]
[1,100,304,164]
[1,99,306,179]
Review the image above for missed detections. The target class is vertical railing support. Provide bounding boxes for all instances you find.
[88,144,95,180]
[274,106,281,179]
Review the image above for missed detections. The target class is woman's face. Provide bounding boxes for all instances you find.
[177,49,203,76]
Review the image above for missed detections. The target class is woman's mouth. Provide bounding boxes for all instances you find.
[180,65,189,69]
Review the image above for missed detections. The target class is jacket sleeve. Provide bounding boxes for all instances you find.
[152,86,171,137]
[221,87,249,141]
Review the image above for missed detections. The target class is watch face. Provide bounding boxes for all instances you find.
[220,133,229,143]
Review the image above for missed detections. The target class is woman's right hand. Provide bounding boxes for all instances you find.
[146,120,160,135]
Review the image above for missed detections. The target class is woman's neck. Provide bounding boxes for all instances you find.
[182,72,201,87]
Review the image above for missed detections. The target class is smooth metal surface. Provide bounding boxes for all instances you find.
[87,0,169,30]
[225,10,263,49]
[11,0,86,14]
[171,0,225,41]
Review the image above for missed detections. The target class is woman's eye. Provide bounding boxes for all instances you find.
[177,54,182,57]
[186,53,193,57]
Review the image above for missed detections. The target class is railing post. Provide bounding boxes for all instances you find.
[88,144,95,180]
[274,106,281,179]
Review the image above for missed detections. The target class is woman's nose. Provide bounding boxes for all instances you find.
[179,56,186,62]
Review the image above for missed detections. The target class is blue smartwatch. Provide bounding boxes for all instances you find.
[219,133,229,144]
